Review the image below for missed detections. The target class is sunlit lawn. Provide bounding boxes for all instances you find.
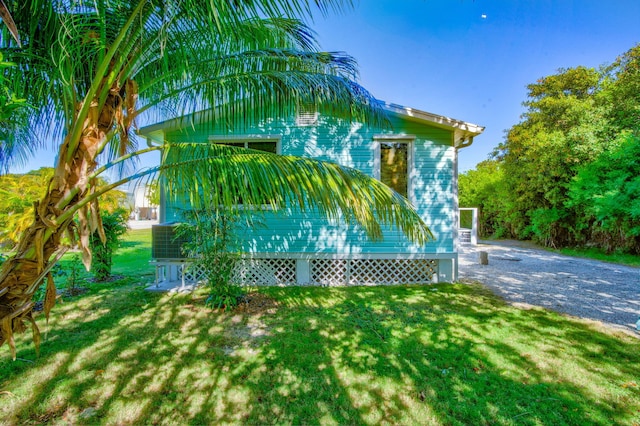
[0,229,639,425]
[52,228,155,287]
[556,246,640,268]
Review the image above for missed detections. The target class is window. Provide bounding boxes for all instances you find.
[375,136,414,199]
[208,136,281,206]
[220,140,278,154]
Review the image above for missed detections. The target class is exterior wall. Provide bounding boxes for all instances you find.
[127,185,159,221]
[159,113,459,281]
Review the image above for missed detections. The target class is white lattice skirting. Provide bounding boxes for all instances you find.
[310,258,436,286]
[179,257,437,286]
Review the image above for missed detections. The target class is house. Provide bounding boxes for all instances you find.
[126,184,159,221]
[139,102,484,285]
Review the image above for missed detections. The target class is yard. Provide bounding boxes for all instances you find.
[0,229,638,425]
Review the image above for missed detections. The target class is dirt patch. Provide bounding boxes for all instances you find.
[218,293,278,357]
[236,292,279,315]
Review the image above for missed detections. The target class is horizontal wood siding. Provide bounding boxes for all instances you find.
[162,114,456,255]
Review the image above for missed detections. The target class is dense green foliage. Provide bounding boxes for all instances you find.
[461,44,640,253]
[0,168,128,249]
[0,168,53,246]
[567,134,640,252]
[89,209,129,281]
[458,160,511,237]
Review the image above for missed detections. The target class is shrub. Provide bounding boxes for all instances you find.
[177,210,248,310]
[89,209,129,281]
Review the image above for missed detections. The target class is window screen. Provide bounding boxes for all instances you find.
[380,142,409,198]
[213,139,279,206]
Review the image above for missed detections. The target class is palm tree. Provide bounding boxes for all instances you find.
[0,168,127,246]
[0,0,432,359]
[0,0,18,46]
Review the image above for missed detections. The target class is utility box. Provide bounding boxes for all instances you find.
[151,223,188,259]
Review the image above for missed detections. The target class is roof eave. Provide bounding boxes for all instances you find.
[383,103,485,137]
[138,102,486,149]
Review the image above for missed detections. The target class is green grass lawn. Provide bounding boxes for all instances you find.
[0,229,639,425]
[112,228,155,276]
[556,247,640,268]
[50,228,156,289]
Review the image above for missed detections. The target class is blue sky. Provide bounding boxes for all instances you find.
[11,0,640,174]
[312,0,640,171]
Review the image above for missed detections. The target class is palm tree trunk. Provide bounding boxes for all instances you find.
[0,94,112,358]
[0,189,73,358]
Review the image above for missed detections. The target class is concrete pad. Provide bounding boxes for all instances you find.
[128,219,159,230]
[145,280,201,293]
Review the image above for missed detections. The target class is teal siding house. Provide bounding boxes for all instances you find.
[140,103,483,285]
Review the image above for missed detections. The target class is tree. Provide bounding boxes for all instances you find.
[474,45,640,251]
[89,209,128,281]
[458,160,512,238]
[602,43,640,135]
[0,1,432,358]
[495,66,608,246]
[0,168,127,247]
[567,134,640,254]
[0,168,54,246]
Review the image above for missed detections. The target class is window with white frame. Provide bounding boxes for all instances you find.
[375,136,414,199]
[208,136,281,206]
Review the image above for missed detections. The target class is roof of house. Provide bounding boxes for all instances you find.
[139,102,484,148]
[382,103,484,148]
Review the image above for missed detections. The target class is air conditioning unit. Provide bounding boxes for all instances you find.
[152,223,189,259]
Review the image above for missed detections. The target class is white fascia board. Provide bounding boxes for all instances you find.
[383,103,485,149]
[139,102,486,147]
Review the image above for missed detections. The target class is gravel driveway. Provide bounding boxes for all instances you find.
[459,240,640,333]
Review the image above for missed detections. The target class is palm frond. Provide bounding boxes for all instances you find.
[1,0,409,242]
[132,14,376,124]
[0,0,20,46]
[160,143,433,245]
[1,1,369,166]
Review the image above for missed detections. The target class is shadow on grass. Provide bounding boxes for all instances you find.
[1,282,638,424]
[238,285,639,425]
